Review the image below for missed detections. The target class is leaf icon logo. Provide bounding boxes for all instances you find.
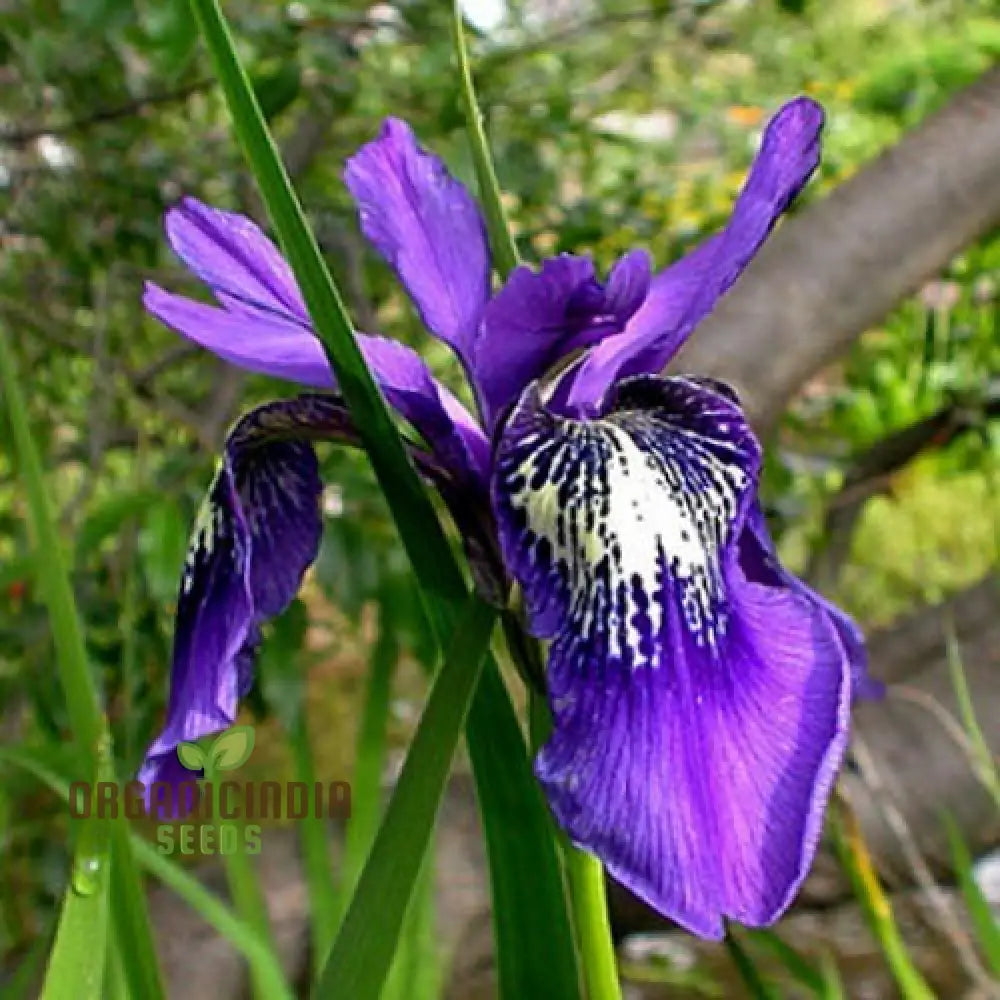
[209,725,255,772]
[177,741,206,771]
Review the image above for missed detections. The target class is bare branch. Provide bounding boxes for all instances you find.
[0,81,214,147]
[807,391,1000,587]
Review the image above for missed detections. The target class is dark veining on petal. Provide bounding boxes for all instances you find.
[495,376,760,672]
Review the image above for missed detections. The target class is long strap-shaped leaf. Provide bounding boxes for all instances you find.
[187,2,579,997]
[0,746,294,1000]
[450,11,588,995]
[39,727,114,1000]
[0,324,166,1000]
[316,597,496,997]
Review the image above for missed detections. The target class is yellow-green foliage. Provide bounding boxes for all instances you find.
[837,459,999,627]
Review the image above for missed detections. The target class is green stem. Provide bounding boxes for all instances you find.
[563,847,622,1000]
[287,711,339,979]
[0,321,166,1000]
[450,0,520,278]
[522,648,621,1000]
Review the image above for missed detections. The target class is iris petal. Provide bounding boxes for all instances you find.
[143,273,490,483]
[565,98,824,412]
[474,255,596,424]
[739,503,883,700]
[474,251,651,425]
[603,247,653,321]
[492,374,850,935]
[344,118,491,366]
[138,396,348,792]
[164,197,308,324]
[143,282,330,385]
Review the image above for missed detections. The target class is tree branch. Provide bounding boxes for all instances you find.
[806,390,1000,587]
[0,81,214,147]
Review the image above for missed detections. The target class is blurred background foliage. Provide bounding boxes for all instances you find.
[1,0,999,996]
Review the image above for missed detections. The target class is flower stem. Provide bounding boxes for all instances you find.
[522,650,622,1000]
[450,0,520,278]
[563,846,622,1000]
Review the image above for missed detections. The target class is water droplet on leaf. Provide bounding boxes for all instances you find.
[71,855,102,896]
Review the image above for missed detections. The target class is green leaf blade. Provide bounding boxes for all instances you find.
[40,729,115,1000]
[314,597,497,1000]
[723,931,783,1000]
[451,0,520,278]
[467,671,581,999]
[745,929,826,995]
[942,812,1000,978]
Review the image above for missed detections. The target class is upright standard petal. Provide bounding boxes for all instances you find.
[164,197,308,324]
[492,375,850,936]
[143,282,329,385]
[474,250,652,425]
[145,214,491,485]
[344,118,491,366]
[138,396,351,792]
[565,98,823,413]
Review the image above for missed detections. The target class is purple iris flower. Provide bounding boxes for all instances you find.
[139,98,878,938]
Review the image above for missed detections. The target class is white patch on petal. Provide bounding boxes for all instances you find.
[506,404,749,667]
[182,481,226,596]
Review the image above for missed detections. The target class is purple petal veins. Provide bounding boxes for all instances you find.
[139,397,345,794]
[344,117,491,368]
[137,393,503,802]
[143,198,490,485]
[491,375,851,935]
[165,197,309,324]
[473,250,652,424]
[739,503,884,700]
